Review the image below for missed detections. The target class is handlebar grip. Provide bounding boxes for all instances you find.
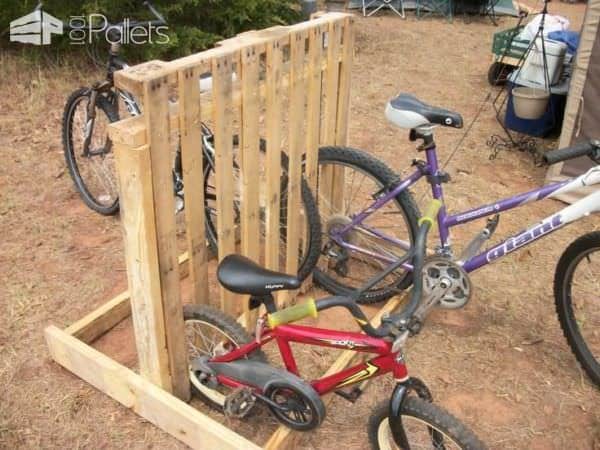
[543,141,597,165]
[267,299,317,328]
[417,199,442,227]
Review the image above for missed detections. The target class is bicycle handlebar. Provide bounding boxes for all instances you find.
[543,140,600,165]
[310,200,441,338]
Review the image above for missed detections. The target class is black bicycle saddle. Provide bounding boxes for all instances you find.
[385,93,463,129]
[217,254,300,297]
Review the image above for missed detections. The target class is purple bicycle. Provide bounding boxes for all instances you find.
[313,93,600,385]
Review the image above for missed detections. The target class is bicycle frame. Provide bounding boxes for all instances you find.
[210,323,408,395]
[329,145,600,273]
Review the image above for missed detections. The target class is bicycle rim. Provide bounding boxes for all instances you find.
[67,94,119,209]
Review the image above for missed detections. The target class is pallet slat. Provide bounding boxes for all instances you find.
[142,75,190,401]
[264,38,286,273]
[178,66,210,306]
[212,53,238,316]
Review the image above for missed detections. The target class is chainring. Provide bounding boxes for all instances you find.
[422,257,471,309]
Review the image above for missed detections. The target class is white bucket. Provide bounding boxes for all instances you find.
[512,87,550,120]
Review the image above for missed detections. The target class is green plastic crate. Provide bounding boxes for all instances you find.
[492,25,530,62]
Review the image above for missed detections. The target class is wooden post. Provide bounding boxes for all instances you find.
[111,129,172,392]
[178,66,210,307]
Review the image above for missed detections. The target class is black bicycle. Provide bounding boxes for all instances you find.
[61,1,321,280]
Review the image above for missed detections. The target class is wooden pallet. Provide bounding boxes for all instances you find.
[45,12,357,449]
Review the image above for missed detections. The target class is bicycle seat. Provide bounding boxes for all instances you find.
[385,93,463,129]
[217,254,301,297]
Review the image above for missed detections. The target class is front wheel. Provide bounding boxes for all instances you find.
[554,231,600,386]
[368,396,486,450]
[62,88,120,215]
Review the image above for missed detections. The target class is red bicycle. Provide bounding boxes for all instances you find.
[184,201,486,449]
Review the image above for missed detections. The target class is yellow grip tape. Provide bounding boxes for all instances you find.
[267,299,318,328]
[418,199,442,226]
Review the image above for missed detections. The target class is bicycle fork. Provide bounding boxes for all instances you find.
[389,377,434,447]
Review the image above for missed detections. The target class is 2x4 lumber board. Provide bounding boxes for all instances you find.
[178,66,210,307]
[65,290,132,344]
[143,76,190,400]
[264,293,407,450]
[284,30,308,279]
[44,326,261,450]
[264,37,286,273]
[240,43,262,328]
[112,141,172,392]
[212,53,238,317]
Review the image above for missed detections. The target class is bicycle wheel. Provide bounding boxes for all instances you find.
[554,231,600,386]
[183,304,267,410]
[63,88,120,215]
[315,147,420,304]
[203,148,321,282]
[368,396,486,450]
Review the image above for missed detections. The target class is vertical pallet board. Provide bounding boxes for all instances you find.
[178,65,209,306]
[264,38,285,272]
[240,43,262,327]
[305,24,325,193]
[319,20,343,218]
[335,17,354,147]
[212,53,238,316]
[143,75,190,401]
[285,29,308,279]
[112,136,172,392]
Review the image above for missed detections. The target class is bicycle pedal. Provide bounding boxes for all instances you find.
[334,386,363,403]
[224,387,256,419]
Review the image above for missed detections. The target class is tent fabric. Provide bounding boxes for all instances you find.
[546,0,600,203]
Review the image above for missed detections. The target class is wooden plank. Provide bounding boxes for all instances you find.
[112,141,171,392]
[239,43,262,328]
[178,66,210,306]
[45,326,261,450]
[142,75,190,401]
[65,291,132,344]
[212,53,238,317]
[285,30,308,281]
[305,24,326,193]
[264,37,286,273]
[335,17,354,146]
[264,293,407,450]
[318,19,343,220]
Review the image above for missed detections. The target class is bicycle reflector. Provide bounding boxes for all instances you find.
[267,299,318,328]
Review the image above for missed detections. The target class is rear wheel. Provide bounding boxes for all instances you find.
[183,304,267,410]
[203,147,322,282]
[554,231,600,386]
[368,396,486,450]
[62,88,119,215]
[315,147,420,304]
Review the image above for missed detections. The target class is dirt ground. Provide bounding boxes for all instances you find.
[1,2,599,449]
